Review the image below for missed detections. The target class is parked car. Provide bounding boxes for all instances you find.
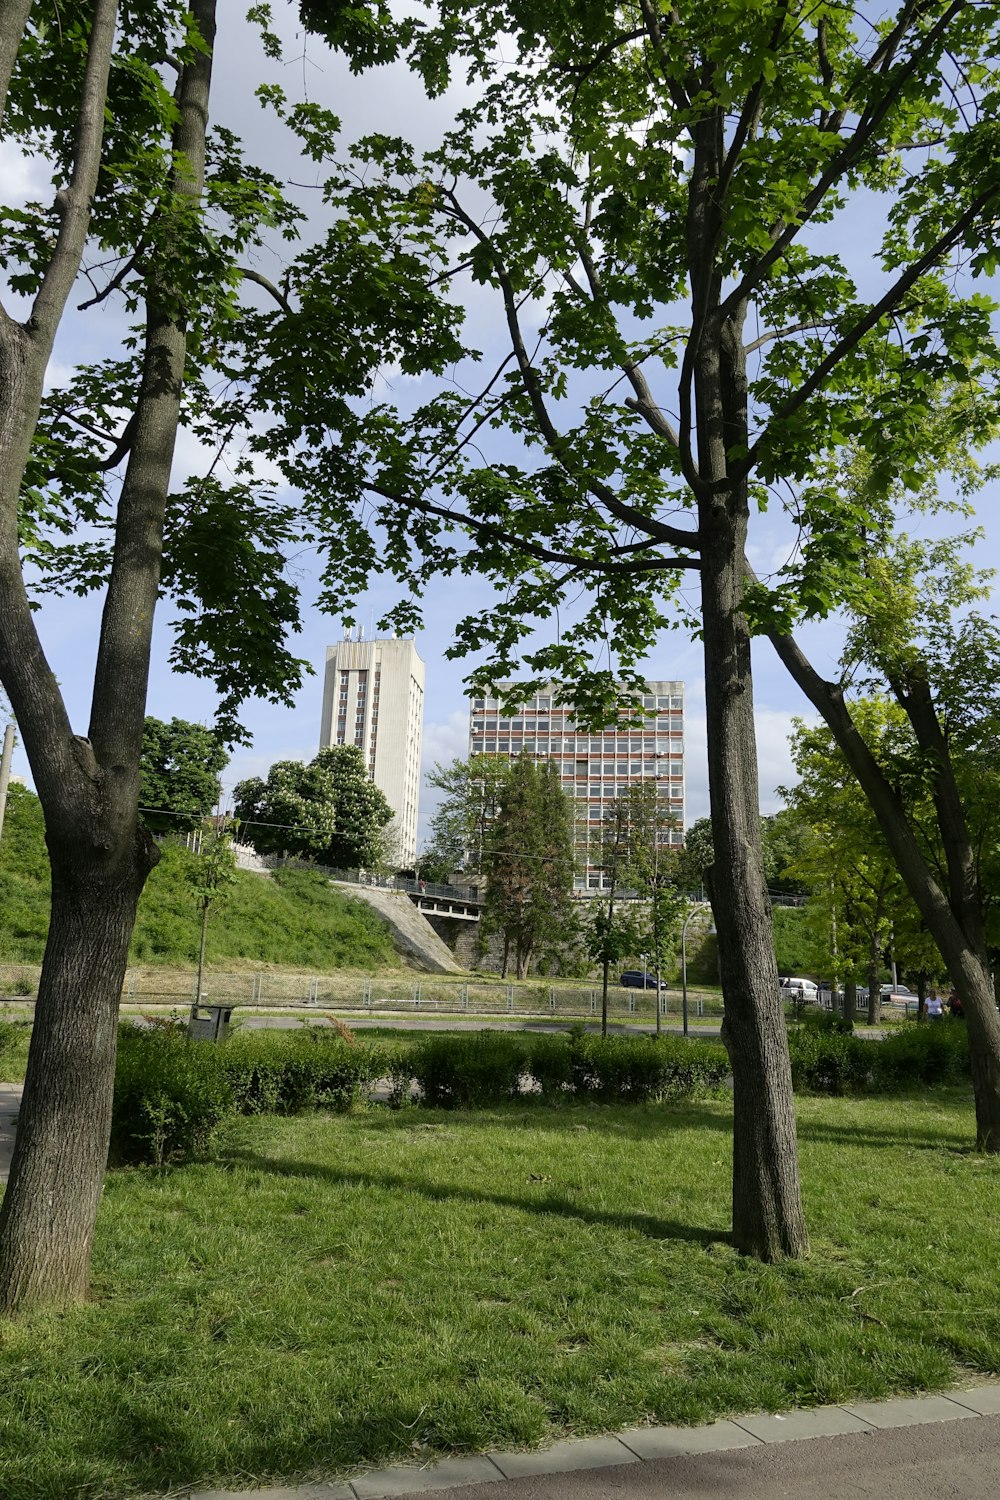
[780,976,819,1004]
[619,970,668,990]
[880,983,914,1003]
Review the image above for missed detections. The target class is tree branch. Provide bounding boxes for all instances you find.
[89,0,217,765]
[0,0,32,127]
[734,186,999,484]
[743,319,836,354]
[719,0,968,319]
[29,0,119,345]
[636,0,693,115]
[240,267,293,314]
[369,483,701,575]
[718,0,790,204]
[439,188,698,550]
[570,236,685,449]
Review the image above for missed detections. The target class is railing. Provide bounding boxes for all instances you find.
[0,963,722,1022]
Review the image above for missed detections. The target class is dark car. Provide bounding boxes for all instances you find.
[619,970,668,990]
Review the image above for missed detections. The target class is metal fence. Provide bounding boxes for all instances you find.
[0,962,723,1022]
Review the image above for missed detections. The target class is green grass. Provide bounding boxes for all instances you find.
[0,1017,31,1081]
[0,789,400,971]
[0,1087,997,1499]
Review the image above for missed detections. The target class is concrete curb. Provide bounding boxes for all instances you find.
[189,1385,1000,1499]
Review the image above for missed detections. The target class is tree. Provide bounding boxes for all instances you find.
[233,746,393,870]
[782,711,908,1023]
[677,813,808,900]
[482,756,575,977]
[621,782,685,1035]
[139,717,228,835]
[286,0,1000,1256]
[0,2,345,1311]
[191,820,238,1006]
[771,515,1000,1145]
[588,782,679,1035]
[423,754,513,876]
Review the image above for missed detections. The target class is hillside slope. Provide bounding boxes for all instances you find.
[0,788,400,972]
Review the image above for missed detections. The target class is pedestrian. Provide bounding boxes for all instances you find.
[926,988,944,1021]
[948,988,964,1020]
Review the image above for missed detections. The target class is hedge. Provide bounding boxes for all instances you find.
[787,1013,970,1094]
[109,1017,974,1167]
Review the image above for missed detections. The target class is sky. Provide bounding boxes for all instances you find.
[3,4,998,849]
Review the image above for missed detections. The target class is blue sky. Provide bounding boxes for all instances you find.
[3,5,998,849]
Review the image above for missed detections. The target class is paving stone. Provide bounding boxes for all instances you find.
[733,1407,874,1443]
[491,1436,640,1478]
[190,1486,353,1500]
[619,1419,762,1459]
[940,1386,1000,1417]
[351,1456,502,1496]
[841,1395,977,1429]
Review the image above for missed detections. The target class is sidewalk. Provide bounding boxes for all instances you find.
[0,1081,21,1182]
[191,1387,1000,1500]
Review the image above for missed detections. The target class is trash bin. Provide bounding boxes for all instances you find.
[187,1001,235,1043]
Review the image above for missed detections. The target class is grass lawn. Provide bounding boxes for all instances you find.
[0,1088,998,1499]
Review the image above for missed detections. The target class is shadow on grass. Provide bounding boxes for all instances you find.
[218,1147,729,1248]
[796,1118,975,1153]
[357,1098,736,1140]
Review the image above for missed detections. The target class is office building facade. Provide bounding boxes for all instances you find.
[468,681,684,889]
[319,637,425,866]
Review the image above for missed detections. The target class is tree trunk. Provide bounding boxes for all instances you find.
[692,262,808,1257]
[867,929,880,1027]
[0,0,217,1316]
[601,956,609,1038]
[0,834,153,1311]
[844,977,857,1024]
[702,542,809,1258]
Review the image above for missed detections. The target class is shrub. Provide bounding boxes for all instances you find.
[876,1022,969,1088]
[222,1030,388,1115]
[525,1033,575,1102]
[411,1032,529,1108]
[112,1023,234,1166]
[566,1034,730,1103]
[787,1017,971,1095]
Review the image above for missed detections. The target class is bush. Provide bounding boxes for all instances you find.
[787,1017,971,1095]
[877,1022,969,1088]
[525,1033,575,1102]
[565,1034,730,1103]
[411,1032,529,1108]
[112,1023,234,1166]
[403,1030,730,1108]
[222,1029,389,1115]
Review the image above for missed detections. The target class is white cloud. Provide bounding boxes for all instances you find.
[417,709,468,848]
[682,688,818,827]
[0,141,47,207]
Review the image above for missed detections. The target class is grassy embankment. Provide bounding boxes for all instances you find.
[0,786,400,975]
[0,1085,995,1499]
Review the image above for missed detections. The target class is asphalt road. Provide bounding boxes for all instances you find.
[396,1416,1000,1500]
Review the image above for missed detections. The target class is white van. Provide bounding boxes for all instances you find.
[780,977,818,1004]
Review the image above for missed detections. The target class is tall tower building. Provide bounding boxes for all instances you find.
[468,680,684,889]
[319,637,425,866]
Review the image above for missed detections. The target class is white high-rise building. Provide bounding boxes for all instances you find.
[319,637,425,866]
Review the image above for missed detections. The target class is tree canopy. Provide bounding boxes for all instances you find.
[139,717,228,835]
[234,745,394,870]
[482,755,576,977]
